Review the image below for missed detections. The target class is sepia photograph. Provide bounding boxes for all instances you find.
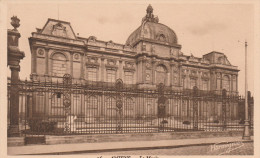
[1,0,259,157]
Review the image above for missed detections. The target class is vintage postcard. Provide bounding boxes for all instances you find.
[1,0,259,157]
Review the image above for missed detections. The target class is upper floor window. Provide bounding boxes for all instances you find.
[124,71,134,84]
[107,69,116,82]
[232,76,237,91]
[190,78,197,89]
[87,67,98,81]
[202,80,208,91]
[156,65,167,84]
[52,53,67,77]
[222,75,230,91]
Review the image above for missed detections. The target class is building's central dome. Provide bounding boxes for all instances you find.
[126,4,178,47]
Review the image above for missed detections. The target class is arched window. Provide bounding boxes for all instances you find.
[159,34,166,42]
[222,75,230,91]
[156,65,167,84]
[52,53,67,77]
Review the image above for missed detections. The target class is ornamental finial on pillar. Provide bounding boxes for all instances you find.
[11,16,20,31]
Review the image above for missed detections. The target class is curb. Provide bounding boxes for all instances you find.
[28,140,254,155]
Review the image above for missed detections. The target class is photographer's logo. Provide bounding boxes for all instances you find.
[208,141,244,155]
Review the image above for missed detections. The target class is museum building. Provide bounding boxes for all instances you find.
[28,5,240,121]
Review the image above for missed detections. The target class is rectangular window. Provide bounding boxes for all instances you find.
[107,69,116,82]
[232,79,236,91]
[190,79,197,89]
[217,79,221,90]
[202,80,208,91]
[87,67,97,81]
[124,71,134,84]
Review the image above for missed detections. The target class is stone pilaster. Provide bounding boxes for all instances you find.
[80,53,84,80]
[44,48,49,76]
[142,60,145,83]
[70,52,73,78]
[236,74,238,92]
[101,57,105,82]
[119,60,123,80]
[31,46,37,75]
[151,60,156,84]
[169,63,173,86]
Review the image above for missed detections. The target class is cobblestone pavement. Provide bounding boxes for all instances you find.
[85,142,253,155]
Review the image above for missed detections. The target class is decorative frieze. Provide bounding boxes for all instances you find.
[123,61,135,71]
[105,59,118,70]
[86,56,99,67]
[201,72,210,81]
[37,48,45,57]
[73,53,80,61]
[189,70,198,79]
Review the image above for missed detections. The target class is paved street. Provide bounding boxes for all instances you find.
[8,136,253,155]
[85,142,253,155]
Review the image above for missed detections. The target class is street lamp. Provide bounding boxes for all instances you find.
[242,41,250,140]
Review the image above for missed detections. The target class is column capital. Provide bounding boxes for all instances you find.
[9,65,20,71]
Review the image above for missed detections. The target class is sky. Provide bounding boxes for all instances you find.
[6,0,256,95]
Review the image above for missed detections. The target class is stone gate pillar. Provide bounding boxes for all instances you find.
[7,16,25,136]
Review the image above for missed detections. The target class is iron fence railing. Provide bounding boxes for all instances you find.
[7,76,253,136]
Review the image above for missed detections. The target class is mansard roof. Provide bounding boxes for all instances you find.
[40,18,77,39]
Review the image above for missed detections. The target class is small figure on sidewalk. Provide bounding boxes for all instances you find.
[64,115,77,132]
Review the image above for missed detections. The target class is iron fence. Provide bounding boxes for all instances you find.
[7,75,253,136]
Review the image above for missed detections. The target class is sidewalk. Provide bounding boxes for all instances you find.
[7,136,253,155]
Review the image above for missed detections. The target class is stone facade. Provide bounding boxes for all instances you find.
[29,5,239,94]
[25,5,242,131]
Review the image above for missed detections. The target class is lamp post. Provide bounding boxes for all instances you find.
[242,41,250,140]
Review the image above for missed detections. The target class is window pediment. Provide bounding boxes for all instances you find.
[86,63,99,68]
[105,65,118,70]
[201,72,209,80]
[106,59,117,69]
[107,59,116,65]
[86,57,99,67]
[189,70,198,79]
[124,61,135,71]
